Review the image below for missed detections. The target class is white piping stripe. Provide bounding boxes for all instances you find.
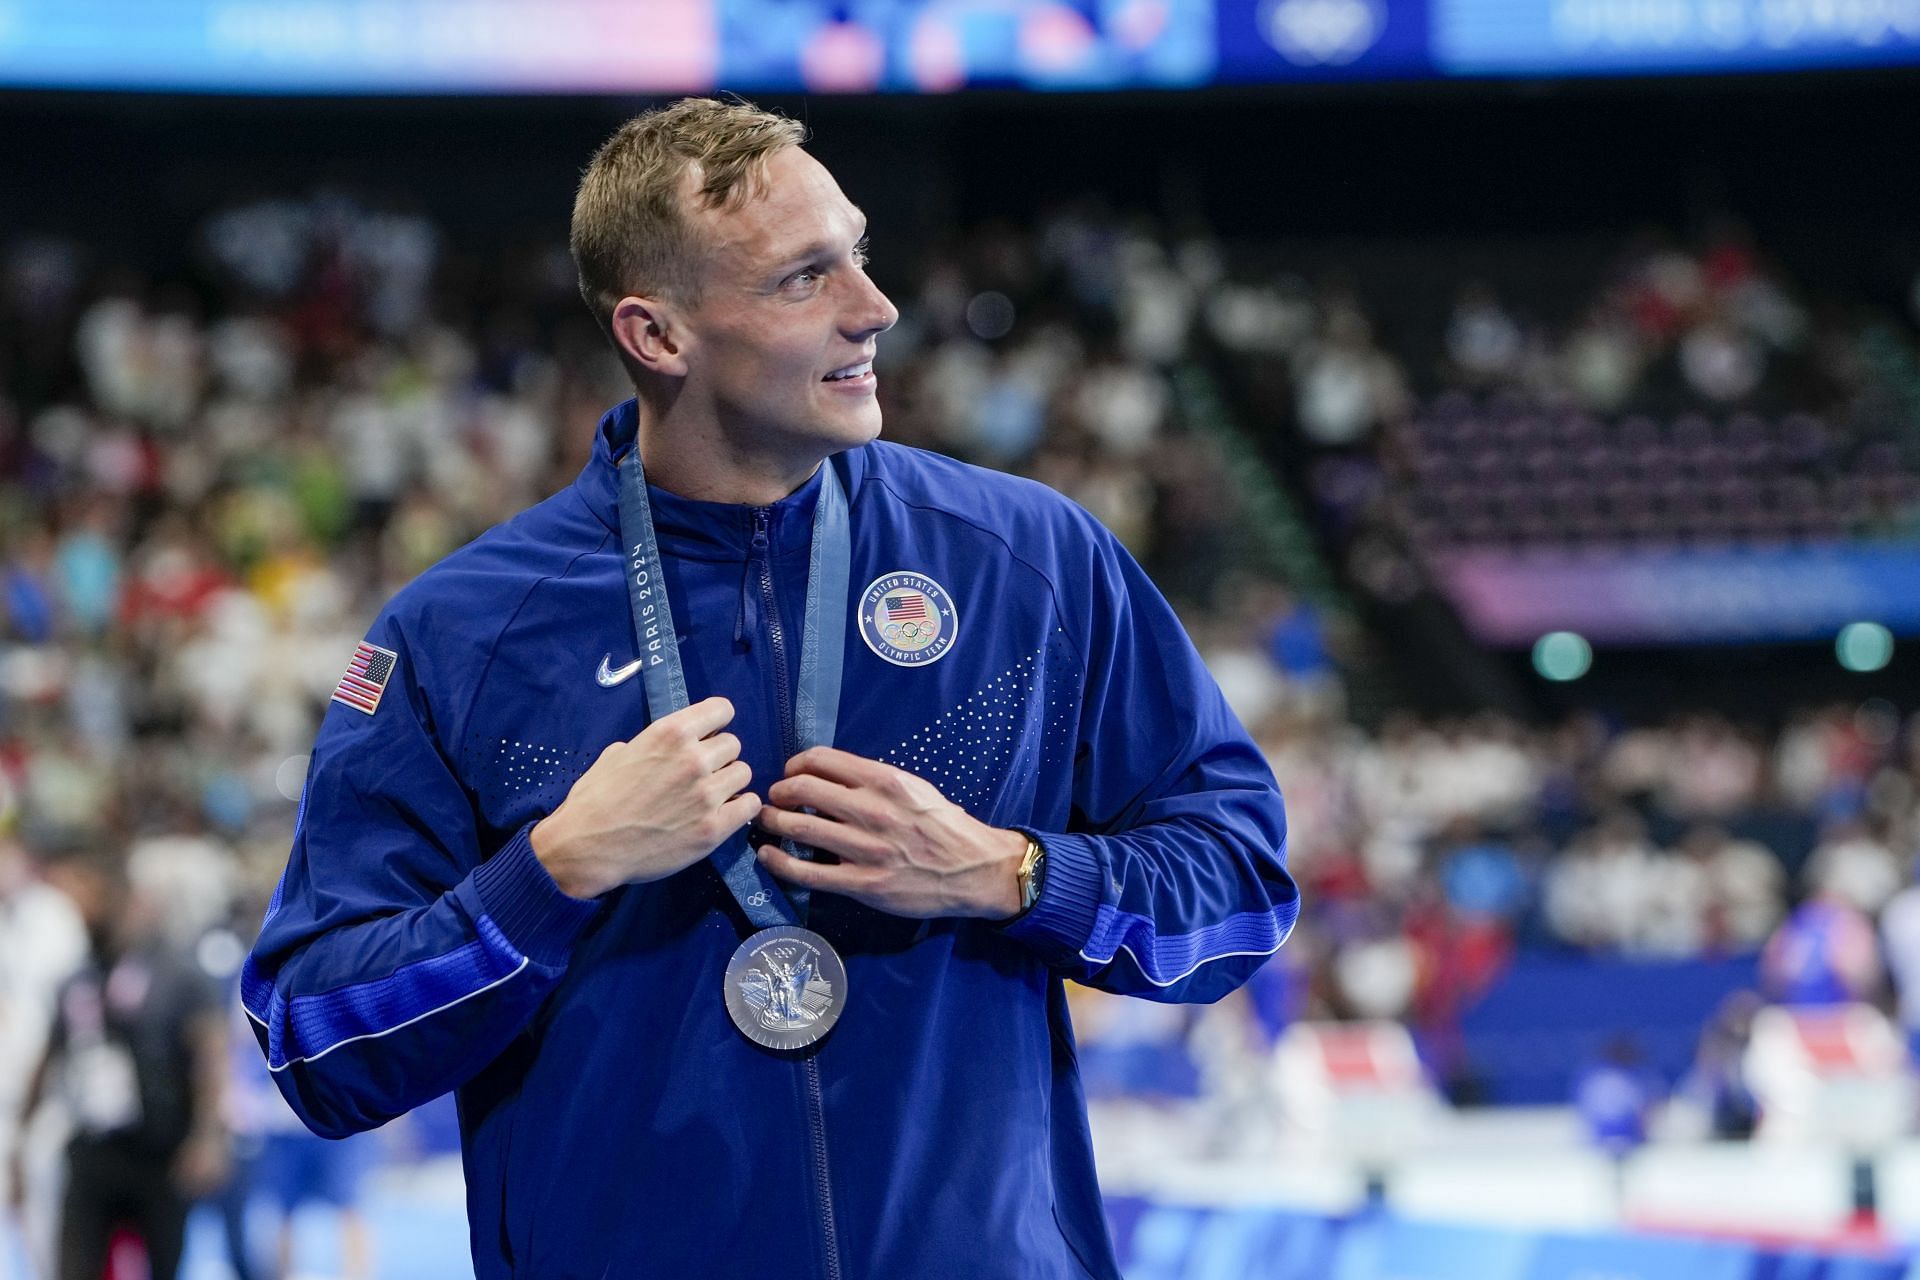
[1079,914,1298,989]
[245,955,530,1073]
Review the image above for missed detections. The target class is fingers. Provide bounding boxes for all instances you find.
[716,791,763,834]
[765,772,878,825]
[758,843,879,896]
[697,731,743,771]
[756,805,891,864]
[642,695,734,744]
[688,790,761,854]
[628,699,742,783]
[712,759,753,798]
[782,745,893,788]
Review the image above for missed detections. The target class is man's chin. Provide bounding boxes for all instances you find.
[756,405,882,461]
[822,408,884,452]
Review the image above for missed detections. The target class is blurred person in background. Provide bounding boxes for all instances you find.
[1761,884,1883,1007]
[241,97,1296,1280]
[0,830,89,1266]
[1443,283,1525,388]
[220,890,375,1280]
[10,847,228,1280]
[216,998,267,1280]
[1574,1035,1660,1157]
[226,1003,373,1280]
[1876,856,1920,1058]
[1677,991,1763,1140]
[1543,809,1662,952]
[1259,584,1340,719]
[1803,818,1903,915]
[1674,825,1783,953]
[1292,301,1408,450]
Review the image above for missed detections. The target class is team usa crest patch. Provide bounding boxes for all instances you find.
[858,571,957,667]
[332,641,398,715]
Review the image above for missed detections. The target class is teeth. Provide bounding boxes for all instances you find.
[826,361,873,381]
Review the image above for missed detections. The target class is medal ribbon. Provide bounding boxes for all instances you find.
[616,445,849,930]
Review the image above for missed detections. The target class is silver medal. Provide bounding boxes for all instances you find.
[724,925,847,1050]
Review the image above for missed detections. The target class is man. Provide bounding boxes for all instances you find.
[13,848,228,1280]
[0,832,88,1275]
[245,97,1297,1279]
[1880,856,1920,1058]
[226,921,374,1280]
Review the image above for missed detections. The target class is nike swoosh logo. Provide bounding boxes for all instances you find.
[596,655,644,688]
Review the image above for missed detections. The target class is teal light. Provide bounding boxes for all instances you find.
[1837,622,1894,673]
[1532,631,1593,682]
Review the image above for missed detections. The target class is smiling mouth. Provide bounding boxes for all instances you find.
[823,360,874,383]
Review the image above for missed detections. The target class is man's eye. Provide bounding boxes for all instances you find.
[786,268,821,289]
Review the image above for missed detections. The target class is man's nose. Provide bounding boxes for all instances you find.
[845,272,899,339]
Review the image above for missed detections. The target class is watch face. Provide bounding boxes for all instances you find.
[1022,851,1045,910]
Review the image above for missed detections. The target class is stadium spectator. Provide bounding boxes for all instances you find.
[228,1022,375,1280]
[1761,888,1884,1006]
[1877,861,1920,1057]
[1658,717,1763,821]
[1574,1036,1661,1156]
[1444,283,1525,386]
[1543,810,1662,952]
[1293,302,1408,448]
[1561,303,1644,412]
[11,848,228,1280]
[0,833,88,1245]
[1675,825,1783,951]
[1677,990,1763,1140]
[1804,819,1904,914]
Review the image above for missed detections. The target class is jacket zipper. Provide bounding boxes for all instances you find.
[754,509,797,764]
[754,505,843,1280]
[803,1055,844,1280]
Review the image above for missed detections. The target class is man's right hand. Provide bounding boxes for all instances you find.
[530,696,759,900]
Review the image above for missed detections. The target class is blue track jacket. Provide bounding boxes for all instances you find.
[245,401,1298,1280]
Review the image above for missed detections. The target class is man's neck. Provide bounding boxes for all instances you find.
[635,418,824,506]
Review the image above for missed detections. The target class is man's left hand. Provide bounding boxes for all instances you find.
[755,747,1028,921]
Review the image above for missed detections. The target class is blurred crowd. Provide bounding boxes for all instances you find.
[1217,224,1920,446]
[2,186,1920,1271]
[1073,697,1920,1145]
[1264,700,1920,1040]
[1221,231,1920,604]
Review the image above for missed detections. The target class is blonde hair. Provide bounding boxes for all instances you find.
[571,97,807,343]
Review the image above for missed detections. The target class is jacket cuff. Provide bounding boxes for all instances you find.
[999,830,1105,963]
[468,823,600,969]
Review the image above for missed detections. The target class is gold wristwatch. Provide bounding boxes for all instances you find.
[1014,834,1047,916]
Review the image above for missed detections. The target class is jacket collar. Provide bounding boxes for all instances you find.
[574,399,864,562]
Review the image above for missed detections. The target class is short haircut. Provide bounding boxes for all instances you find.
[571,97,808,347]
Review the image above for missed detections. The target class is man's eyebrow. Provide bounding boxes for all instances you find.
[770,211,871,273]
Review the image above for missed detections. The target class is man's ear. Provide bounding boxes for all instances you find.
[610,295,691,378]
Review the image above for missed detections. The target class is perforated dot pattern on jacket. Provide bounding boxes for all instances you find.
[880,636,1079,808]
[472,736,595,814]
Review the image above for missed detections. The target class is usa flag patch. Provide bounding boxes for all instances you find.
[332,641,398,715]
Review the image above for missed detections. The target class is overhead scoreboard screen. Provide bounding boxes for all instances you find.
[1,0,1917,93]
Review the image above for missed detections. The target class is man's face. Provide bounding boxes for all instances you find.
[674,147,899,465]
